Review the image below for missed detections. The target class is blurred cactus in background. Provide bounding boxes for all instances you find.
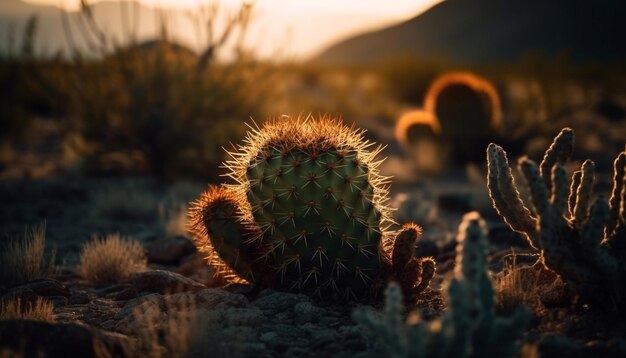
[355,211,529,358]
[487,127,626,309]
[394,71,502,173]
[189,115,435,302]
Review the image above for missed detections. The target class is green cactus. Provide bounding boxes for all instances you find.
[354,212,529,358]
[189,115,435,301]
[487,127,626,307]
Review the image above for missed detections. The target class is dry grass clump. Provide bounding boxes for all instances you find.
[495,255,566,315]
[0,297,55,322]
[78,234,147,285]
[0,223,53,286]
[126,294,197,358]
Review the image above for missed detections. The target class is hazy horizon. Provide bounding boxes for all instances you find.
[8,0,442,59]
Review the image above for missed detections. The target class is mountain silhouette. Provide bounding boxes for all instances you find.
[314,0,626,64]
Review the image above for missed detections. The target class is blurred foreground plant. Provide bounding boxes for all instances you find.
[355,212,528,358]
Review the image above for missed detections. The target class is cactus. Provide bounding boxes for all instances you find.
[354,212,529,358]
[487,127,626,306]
[188,115,435,301]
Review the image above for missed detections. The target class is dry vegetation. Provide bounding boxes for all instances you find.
[0,223,53,286]
[0,297,55,322]
[77,234,147,285]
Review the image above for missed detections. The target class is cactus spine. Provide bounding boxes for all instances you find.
[355,212,528,358]
[189,115,435,301]
[487,128,626,306]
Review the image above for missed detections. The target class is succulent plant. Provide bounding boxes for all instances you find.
[354,212,529,358]
[189,115,435,301]
[487,127,626,307]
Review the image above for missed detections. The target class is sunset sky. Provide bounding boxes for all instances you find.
[20,0,442,58]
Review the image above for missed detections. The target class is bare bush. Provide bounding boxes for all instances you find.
[78,234,147,285]
[0,223,49,286]
[0,297,55,322]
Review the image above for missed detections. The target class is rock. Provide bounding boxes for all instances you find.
[1,288,37,305]
[175,252,206,276]
[96,284,134,296]
[175,252,216,286]
[252,291,306,314]
[0,320,131,358]
[115,294,165,320]
[68,292,91,305]
[293,302,326,324]
[106,287,138,301]
[131,270,206,294]
[145,236,196,265]
[194,289,249,309]
[47,296,68,307]
[11,279,70,297]
[222,307,264,326]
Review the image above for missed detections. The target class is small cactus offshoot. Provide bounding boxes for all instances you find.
[487,127,626,307]
[189,115,435,301]
[354,212,528,358]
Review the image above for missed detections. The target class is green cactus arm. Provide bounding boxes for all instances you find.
[582,197,610,246]
[187,185,271,284]
[572,160,596,224]
[519,158,552,220]
[550,164,570,219]
[414,257,436,294]
[486,144,537,237]
[606,152,626,237]
[392,223,421,275]
[539,127,574,193]
[568,170,582,218]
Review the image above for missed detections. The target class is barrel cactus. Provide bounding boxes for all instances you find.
[189,115,435,301]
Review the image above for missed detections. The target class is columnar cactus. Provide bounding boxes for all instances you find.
[189,115,435,301]
[487,127,626,305]
[355,212,528,358]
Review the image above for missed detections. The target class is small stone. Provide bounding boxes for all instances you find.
[47,296,69,307]
[1,288,37,305]
[115,293,165,320]
[96,284,134,296]
[194,289,249,309]
[13,278,70,297]
[293,302,326,324]
[131,270,206,294]
[106,287,138,301]
[68,292,91,305]
[252,291,305,314]
[146,236,196,265]
[222,307,264,326]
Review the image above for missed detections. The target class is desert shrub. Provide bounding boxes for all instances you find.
[60,1,272,179]
[0,297,55,322]
[0,223,51,286]
[78,234,147,285]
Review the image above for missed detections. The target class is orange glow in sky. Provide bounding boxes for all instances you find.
[21,0,442,58]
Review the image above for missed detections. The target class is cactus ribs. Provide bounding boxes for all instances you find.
[188,115,435,302]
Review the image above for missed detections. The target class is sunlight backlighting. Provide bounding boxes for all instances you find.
[395,109,441,148]
[423,71,502,130]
